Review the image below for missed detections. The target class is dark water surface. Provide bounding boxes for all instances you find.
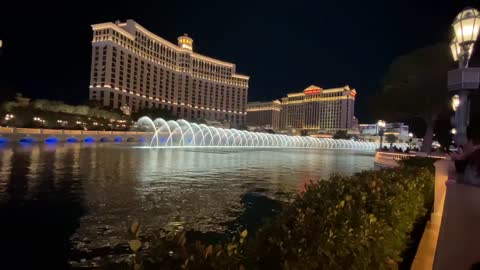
[0,143,374,268]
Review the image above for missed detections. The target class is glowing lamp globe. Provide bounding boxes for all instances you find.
[452,94,460,111]
[453,8,480,46]
[377,120,386,128]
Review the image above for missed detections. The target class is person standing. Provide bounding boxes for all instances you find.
[450,124,480,186]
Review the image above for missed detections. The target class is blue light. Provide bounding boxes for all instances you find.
[84,137,95,143]
[114,137,123,142]
[19,137,35,144]
[0,137,8,144]
[160,137,167,144]
[45,137,59,144]
[138,137,146,143]
[100,137,109,142]
[67,138,78,143]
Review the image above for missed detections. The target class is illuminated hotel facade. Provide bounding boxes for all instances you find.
[246,100,282,130]
[89,20,249,125]
[247,85,356,132]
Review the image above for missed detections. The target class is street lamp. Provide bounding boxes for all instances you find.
[377,120,386,150]
[4,114,14,127]
[451,94,460,111]
[452,8,480,68]
[449,7,480,145]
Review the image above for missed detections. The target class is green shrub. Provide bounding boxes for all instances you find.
[112,163,434,269]
[247,166,433,269]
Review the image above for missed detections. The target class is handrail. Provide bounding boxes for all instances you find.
[374,151,446,168]
[0,127,14,133]
[63,130,83,135]
[42,129,64,135]
[0,128,151,135]
[16,128,42,134]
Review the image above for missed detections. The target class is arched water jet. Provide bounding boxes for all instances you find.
[136,117,410,151]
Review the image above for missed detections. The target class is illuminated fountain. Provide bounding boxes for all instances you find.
[135,117,407,151]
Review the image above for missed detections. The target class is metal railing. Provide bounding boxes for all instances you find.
[374,151,446,168]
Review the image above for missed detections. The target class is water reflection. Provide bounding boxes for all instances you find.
[0,144,373,266]
[0,144,85,269]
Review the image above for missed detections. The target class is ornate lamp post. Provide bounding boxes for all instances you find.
[377,120,386,149]
[449,7,480,145]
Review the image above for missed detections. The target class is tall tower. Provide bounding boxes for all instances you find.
[177,34,193,50]
[89,20,249,125]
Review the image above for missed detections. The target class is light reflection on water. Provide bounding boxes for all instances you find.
[0,143,373,264]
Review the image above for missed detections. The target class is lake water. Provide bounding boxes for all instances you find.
[0,143,374,268]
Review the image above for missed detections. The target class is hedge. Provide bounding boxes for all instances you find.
[107,159,435,270]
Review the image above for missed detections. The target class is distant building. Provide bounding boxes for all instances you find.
[358,124,379,136]
[282,85,356,132]
[89,19,249,126]
[246,85,357,134]
[352,116,359,129]
[384,122,410,141]
[359,122,410,141]
[246,100,282,130]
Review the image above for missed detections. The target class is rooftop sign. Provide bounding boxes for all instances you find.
[304,88,322,95]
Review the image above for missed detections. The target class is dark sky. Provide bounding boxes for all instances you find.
[0,0,474,122]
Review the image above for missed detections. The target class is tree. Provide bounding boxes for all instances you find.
[381,43,455,153]
[333,130,350,139]
[0,87,17,104]
[385,134,397,144]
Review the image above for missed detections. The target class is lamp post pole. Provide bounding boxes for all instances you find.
[453,90,471,145]
[408,132,413,149]
[379,129,384,149]
[377,120,386,150]
[449,7,480,145]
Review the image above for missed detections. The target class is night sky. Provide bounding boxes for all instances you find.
[0,0,474,122]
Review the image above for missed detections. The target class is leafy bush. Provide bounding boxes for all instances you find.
[248,166,433,269]
[385,134,398,144]
[332,130,351,140]
[112,162,434,269]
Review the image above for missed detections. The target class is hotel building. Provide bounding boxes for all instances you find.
[246,100,282,130]
[246,85,356,132]
[89,20,249,125]
[282,85,356,132]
